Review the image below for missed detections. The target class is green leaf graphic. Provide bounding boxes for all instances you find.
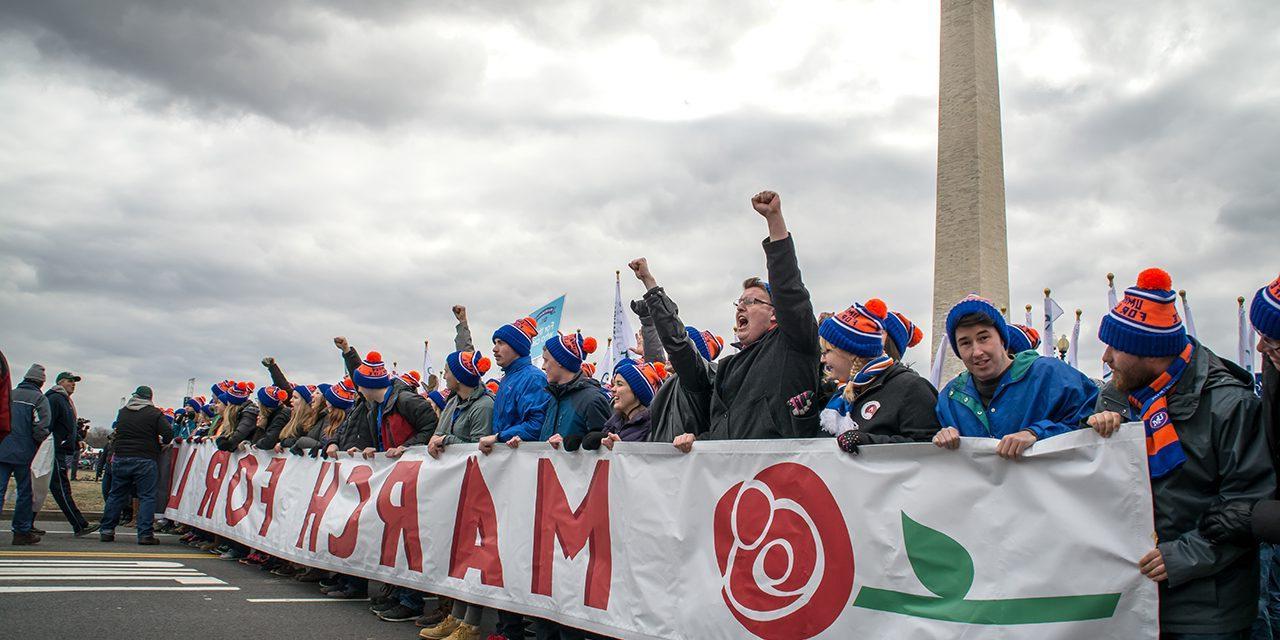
[902,512,973,599]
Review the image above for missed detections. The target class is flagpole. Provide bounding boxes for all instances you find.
[1068,309,1082,370]
[1239,296,1255,376]
[1179,289,1198,339]
[1024,304,1033,327]
[1103,273,1117,381]
[1042,288,1054,357]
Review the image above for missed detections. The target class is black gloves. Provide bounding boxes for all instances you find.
[215,436,235,452]
[580,432,605,451]
[837,430,862,455]
[629,299,650,319]
[562,435,585,452]
[1200,500,1257,546]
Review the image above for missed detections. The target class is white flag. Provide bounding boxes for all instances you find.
[1180,291,1198,339]
[598,338,616,383]
[928,334,947,390]
[1239,300,1256,375]
[1103,275,1119,380]
[1043,293,1065,357]
[608,272,637,369]
[422,340,434,380]
[1068,311,1082,370]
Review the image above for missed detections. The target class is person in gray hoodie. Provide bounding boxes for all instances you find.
[0,365,52,545]
[100,386,173,545]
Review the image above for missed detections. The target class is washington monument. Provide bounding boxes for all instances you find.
[931,0,1011,376]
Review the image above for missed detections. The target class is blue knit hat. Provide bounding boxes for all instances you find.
[352,351,392,389]
[613,359,667,407]
[544,332,598,373]
[294,385,315,405]
[686,327,725,362]
[427,389,452,411]
[201,403,216,417]
[1098,268,1188,357]
[946,294,1010,357]
[880,309,924,356]
[258,385,289,410]
[224,381,254,405]
[1007,324,1041,354]
[819,301,886,358]
[1251,274,1280,341]
[493,317,539,358]
[174,407,187,419]
[184,395,207,413]
[446,351,492,388]
[319,378,357,411]
[211,380,231,403]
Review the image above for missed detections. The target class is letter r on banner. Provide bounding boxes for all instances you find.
[531,458,612,610]
[376,460,424,572]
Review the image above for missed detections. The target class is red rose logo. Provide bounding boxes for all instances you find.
[714,463,854,639]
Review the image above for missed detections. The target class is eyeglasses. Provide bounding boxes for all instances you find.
[733,297,774,309]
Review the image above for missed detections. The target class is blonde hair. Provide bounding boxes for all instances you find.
[322,407,346,439]
[819,337,870,404]
[216,404,242,437]
[280,398,317,441]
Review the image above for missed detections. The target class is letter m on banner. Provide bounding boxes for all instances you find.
[531,458,612,610]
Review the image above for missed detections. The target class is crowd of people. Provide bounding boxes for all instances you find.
[1,191,1278,639]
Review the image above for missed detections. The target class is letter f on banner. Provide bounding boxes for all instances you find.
[531,458,612,610]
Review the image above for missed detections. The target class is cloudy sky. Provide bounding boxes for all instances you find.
[2,0,1277,429]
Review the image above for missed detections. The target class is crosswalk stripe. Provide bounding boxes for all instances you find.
[0,586,241,593]
[0,557,234,589]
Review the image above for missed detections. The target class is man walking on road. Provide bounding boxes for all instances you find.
[100,386,173,545]
[44,371,97,537]
[0,364,52,545]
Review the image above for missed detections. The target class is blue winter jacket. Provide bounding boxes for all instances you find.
[492,356,551,442]
[538,374,611,441]
[936,351,1099,440]
[0,380,51,466]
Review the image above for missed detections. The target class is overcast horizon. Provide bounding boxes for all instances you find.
[2,0,1277,431]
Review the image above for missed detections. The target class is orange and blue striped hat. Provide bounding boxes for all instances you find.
[820,299,887,358]
[1008,324,1041,353]
[545,332,597,373]
[1250,273,1280,341]
[493,317,540,358]
[353,351,392,389]
[398,370,422,391]
[686,327,725,361]
[257,385,290,410]
[224,381,255,405]
[1099,268,1188,357]
[319,377,357,410]
[446,351,492,388]
[613,359,668,407]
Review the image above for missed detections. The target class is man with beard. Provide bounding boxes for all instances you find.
[1088,268,1273,639]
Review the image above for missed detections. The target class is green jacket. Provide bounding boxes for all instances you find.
[433,388,495,446]
[1096,340,1274,634]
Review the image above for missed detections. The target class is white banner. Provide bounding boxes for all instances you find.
[165,427,1157,639]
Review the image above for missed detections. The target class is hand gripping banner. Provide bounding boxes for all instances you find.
[164,426,1158,639]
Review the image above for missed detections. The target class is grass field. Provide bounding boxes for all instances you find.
[4,476,106,515]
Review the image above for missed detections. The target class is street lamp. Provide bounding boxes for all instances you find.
[1056,334,1070,361]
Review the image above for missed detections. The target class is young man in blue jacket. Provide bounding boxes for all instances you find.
[0,364,52,545]
[932,294,1098,459]
[477,316,551,454]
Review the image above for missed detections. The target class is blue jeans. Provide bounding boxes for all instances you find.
[1259,544,1280,640]
[0,461,35,533]
[100,456,159,538]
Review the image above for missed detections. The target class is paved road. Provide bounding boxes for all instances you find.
[0,519,415,640]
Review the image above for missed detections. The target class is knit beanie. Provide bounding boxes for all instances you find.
[1251,273,1280,341]
[485,379,501,394]
[493,317,539,358]
[686,327,726,362]
[580,362,597,378]
[1007,324,1041,354]
[224,381,254,405]
[319,377,357,411]
[174,407,187,418]
[352,351,392,389]
[211,380,232,403]
[398,370,422,391]
[162,408,175,424]
[185,395,207,413]
[1098,268,1188,357]
[426,388,452,411]
[201,403,216,417]
[946,294,1010,357]
[293,385,316,405]
[613,359,668,407]
[258,385,290,410]
[881,309,924,356]
[820,299,887,358]
[545,332,598,373]
[446,351,493,388]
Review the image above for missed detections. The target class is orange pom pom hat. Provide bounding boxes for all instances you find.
[353,351,392,389]
[613,358,668,407]
[446,351,493,388]
[544,331,597,373]
[819,299,887,357]
[1099,268,1188,357]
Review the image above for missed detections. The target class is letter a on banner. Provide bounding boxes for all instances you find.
[531,458,612,610]
[449,457,505,587]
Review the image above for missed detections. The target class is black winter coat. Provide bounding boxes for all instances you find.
[793,363,940,444]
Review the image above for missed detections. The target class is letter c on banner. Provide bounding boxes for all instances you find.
[713,462,854,640]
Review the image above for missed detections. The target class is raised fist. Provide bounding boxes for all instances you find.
[333,336,349,351]
[751,190,782,217]
[261,357,275,367]
[629,258,656,289]
[452,305,467,322]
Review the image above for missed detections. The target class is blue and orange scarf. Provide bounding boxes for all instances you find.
[1129,342,1194,479]
[820,356,895,436]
